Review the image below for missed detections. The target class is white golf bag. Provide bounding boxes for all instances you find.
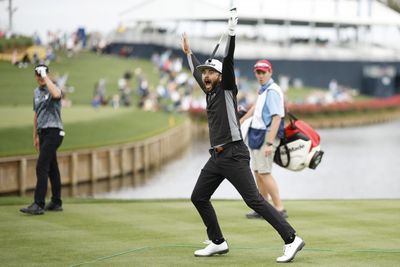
[274,113,324,171]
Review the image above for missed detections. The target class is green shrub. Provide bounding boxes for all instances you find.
[0,35,33,51]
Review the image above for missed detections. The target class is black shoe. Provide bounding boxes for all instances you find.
[20,203,44,215]
[279,209,288,219]
[246,211,262,219]
[44,201,63,211]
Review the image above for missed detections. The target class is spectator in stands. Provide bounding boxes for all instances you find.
[11,49,18,66]
[92,79,108,107]
[19,52,31,68]
[135,68,150,108]
[118,74,132,107]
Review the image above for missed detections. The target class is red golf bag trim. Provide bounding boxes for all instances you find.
[285,113,320,150]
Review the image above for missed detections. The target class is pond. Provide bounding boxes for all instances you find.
[98,119,400,200]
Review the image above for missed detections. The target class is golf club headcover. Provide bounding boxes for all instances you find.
[228,7,238,36]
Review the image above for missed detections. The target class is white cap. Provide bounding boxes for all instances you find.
[196,59,222,74]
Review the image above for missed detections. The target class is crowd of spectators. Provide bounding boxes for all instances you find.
[90,49,202,112]
[3,28,355,112]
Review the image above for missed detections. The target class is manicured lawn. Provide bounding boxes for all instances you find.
[0,105,183,156]
[0,51,160,106]
[0,51,183,157]
[0,105,135,128]
[282,86,371,103]
[0,198,399,267]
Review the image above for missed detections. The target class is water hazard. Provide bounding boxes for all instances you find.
[98,120,400,200]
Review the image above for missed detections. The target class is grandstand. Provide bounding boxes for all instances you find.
[107,0,400,96]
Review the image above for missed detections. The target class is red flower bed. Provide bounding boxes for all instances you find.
[287,95,400,116]
[188,95,400,118]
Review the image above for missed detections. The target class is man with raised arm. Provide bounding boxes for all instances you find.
[181,7,305,263]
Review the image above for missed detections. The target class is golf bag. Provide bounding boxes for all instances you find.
[274,113,324,171]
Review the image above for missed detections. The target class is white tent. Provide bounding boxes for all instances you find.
[110,0,400,60]
[119,0,400,27]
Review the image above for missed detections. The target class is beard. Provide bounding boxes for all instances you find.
[204,77,220,92]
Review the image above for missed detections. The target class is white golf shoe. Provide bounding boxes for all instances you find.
[194,240,229,257]
[276,236,305,263]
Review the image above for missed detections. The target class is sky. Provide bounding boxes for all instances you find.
[1,0,399,48]
[0,0,135,38]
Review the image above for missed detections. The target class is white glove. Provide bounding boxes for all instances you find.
[35,66,47,78]
[228,7,238,36]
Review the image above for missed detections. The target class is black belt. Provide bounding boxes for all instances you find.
[37,127,61,134]
[213,140,242,153]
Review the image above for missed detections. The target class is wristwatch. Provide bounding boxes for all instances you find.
[266,141,273,146]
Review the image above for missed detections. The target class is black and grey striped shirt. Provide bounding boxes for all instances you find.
[188,35,242,147]
[33,86,63,130]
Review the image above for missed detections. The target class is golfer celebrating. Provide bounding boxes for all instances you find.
[20,64,64,215]
[181,8,304,263]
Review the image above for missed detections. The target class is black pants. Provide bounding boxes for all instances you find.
[35,128,64,208]
[191,141,296,243]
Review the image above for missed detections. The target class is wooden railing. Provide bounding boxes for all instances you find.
[0,120,192,197]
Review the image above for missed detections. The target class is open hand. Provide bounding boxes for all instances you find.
[34,136,40,152]
[264,144,273,157]
[181,33,191,54]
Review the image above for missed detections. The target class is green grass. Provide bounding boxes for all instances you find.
[0,198,399,267]
[0,51,160,106]
[0,105,183,156]
[285,86,371,103]
[0,51,184,157]
[0,105,136,128]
